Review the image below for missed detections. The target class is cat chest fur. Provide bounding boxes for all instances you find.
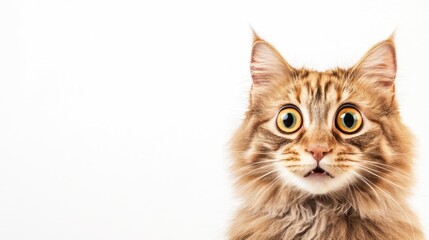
[231,201,417,240]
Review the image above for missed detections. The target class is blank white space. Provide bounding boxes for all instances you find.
[0,0,428,239]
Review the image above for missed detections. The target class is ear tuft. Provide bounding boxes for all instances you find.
[251,27,262,42]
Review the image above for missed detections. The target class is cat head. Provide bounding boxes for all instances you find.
[232,33,413,200]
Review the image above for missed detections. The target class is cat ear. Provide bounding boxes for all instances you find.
[250,32,294,86]
[351,36,397,95]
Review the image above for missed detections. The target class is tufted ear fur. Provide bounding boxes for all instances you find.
[250,32,294,88]
[351,36,397,100]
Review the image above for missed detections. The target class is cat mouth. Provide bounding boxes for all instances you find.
[304,166,334,178]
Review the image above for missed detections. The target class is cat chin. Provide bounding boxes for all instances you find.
[300,172,356,195]
[275,163,355,195]
[298,177,344,195]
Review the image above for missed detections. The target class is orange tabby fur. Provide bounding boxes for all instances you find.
[229,33,424,240]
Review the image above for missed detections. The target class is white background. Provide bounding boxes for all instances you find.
[0,0,428,239]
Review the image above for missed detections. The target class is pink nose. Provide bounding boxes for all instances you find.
[306,145,330,162]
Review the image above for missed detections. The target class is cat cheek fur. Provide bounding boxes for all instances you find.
[229,32,424,240]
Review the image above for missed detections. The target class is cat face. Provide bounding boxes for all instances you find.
[252,70,391,195]
[232,34,413,196]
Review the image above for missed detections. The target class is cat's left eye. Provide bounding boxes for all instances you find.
[335,106,363,134]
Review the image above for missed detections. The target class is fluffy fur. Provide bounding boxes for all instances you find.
[229,33,424,240]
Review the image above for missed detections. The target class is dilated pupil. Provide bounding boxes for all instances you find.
[343,113,355,128]
[283,113,295,128]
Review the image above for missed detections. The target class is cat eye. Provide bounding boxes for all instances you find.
[335,105,363,134]
[276,106,302,134]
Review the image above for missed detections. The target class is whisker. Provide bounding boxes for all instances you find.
[248,159,281,166]
[338,152,409,156]
[255,175,282,201]
[355,173,382,202]
[357,161,412,180]
[279,177,289,196]
[239,169,278,192]
[233,157,302,179]
[232,164,275,178]
[334,158,412,180]
[343,176,359,208]
[284,164,307,168]
[230,151,275,155]
[358,160,411,172]
[355,165,405,190]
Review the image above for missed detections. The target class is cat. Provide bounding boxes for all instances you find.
[229,32,424,240]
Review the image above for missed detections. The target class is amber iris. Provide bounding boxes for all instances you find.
[276,107,302,133]
[336,106,363,133]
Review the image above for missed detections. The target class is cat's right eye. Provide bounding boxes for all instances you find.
[276,106,302,134]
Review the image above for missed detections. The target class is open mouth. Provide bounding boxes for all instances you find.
[304,166,334,178]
